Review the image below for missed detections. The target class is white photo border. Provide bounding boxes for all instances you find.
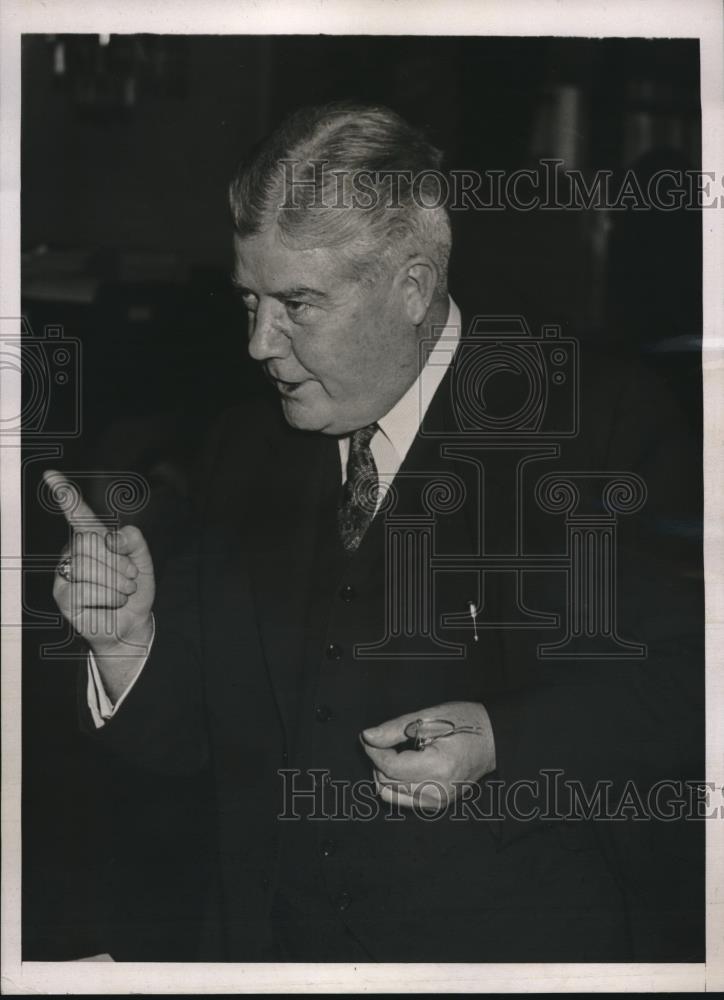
[1,0,722,993]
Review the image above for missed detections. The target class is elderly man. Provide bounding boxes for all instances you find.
[45,102,702,961]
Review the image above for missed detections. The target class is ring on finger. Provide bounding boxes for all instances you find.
[56,557,73,582]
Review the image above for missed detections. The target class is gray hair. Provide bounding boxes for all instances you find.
[228,101,452,295]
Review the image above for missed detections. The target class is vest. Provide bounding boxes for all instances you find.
[271,430,509,959]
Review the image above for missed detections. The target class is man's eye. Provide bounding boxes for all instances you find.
[241,294,258,313]
[285,300,310,318]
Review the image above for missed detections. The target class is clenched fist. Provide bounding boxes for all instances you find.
[43,469,156,702]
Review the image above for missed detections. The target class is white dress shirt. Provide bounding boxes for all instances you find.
[338,296,461,499]
[88,296,462,726]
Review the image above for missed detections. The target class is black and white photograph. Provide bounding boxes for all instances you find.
[1,0,722,993]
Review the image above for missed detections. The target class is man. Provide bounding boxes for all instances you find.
[44,102,703,961]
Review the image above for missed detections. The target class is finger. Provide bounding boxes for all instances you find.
[66,538,135,611]
[377,783,416,810]
[105,525,152,575]
[363,742,435,781]
[362,743,399,773]
[65,555,138,595]
[373,767,412,796]
[361,710,425,749]
[67,535,137,579]
[73,529,135,577]
[73,530,106,563]
[43,470,105,534]
[103,547,137,579]
[409,781,450,812]
[375,771,449,812]
[64,583,130,608]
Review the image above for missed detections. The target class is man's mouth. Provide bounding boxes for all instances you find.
[269,373,306,394]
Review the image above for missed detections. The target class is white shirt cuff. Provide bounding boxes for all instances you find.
[86,615,156,729]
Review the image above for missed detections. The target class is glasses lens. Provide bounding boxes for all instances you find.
[403,718,455,742]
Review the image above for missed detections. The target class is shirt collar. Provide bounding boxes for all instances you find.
[376,295,462,467]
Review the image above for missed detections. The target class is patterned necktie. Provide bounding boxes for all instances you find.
[337,423,379,553]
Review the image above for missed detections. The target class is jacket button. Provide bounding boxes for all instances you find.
[325,642,343,660]
[261,876,270,889]
[339,585,356,603]
[315,704,333,723]
[337,890,352,912]
[320,839,337,858]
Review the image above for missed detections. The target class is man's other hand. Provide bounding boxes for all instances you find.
[360,701,496,811]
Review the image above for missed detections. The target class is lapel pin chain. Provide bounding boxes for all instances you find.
[468,601,479,642]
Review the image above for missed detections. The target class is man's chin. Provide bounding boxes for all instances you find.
[278,394,370,435]
[279,397,328,433]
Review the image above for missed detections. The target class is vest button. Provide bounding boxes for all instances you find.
[325,642,343,661]
[339,585,356,603]
[320,838,337,858]
[315,704,333,723]
[337,890,352,912]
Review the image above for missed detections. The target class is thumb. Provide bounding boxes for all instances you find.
[361,713,419,748]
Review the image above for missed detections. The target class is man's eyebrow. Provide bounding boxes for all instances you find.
[276,286,328,301]
[230,279,328,301]
[230,279,256,296]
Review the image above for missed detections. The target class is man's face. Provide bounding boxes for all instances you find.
[233,228,422,435]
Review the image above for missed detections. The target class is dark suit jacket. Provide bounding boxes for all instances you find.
[81,329,704,962]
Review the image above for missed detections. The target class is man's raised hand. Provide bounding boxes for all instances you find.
[43,470,155,672]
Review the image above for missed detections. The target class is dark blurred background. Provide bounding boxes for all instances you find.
[20,35,703,960]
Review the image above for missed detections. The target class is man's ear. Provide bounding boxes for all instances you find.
[401,258,439,325]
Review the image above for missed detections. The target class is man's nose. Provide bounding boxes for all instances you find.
[248,302,289,362]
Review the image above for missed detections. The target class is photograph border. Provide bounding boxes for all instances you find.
[1,0,722,993]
